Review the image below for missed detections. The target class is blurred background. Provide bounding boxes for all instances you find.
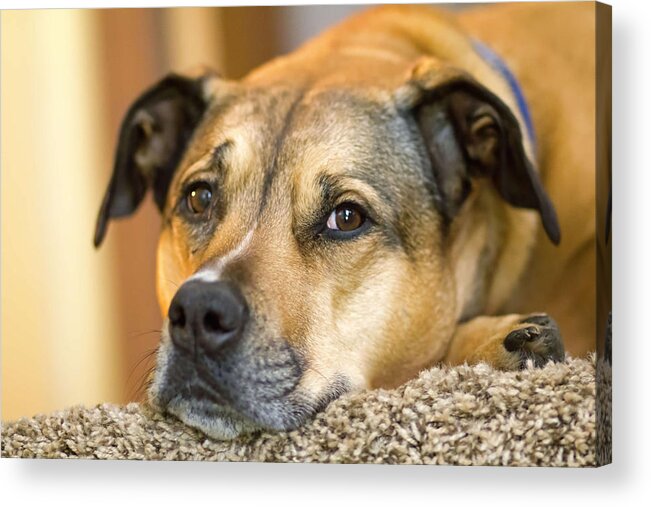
[1,4,474,420]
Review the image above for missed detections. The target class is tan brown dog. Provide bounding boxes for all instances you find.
[95,3,596,439]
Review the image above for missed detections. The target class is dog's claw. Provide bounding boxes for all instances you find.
[503,314,565,369]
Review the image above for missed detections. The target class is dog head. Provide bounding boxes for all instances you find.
[95,55,559,439]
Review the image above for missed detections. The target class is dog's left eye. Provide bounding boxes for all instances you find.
[185,182,213,215]
[326,203,367,233]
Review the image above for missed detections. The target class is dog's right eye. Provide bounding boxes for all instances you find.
[185,182,213,215]
[327,203,365,232]
[319,202,372,240]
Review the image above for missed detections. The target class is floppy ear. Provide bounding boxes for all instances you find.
[94,71,218,247]
[403,63,560,245]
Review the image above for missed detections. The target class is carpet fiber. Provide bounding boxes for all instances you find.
[2,357,598,466]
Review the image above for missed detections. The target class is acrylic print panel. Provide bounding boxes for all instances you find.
[1,2,611,466]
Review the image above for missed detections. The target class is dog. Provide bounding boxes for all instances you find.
[94,3,596,439]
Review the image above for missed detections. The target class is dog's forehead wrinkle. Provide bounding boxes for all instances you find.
[251,87,309,218]
[294,100,432,194]
[179,140,232,183]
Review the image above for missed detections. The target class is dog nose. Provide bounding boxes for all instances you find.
[168,280,248,356]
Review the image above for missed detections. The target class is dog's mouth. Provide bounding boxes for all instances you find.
[148,325,350,440]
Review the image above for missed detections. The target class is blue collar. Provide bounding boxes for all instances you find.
[472,39,536,150]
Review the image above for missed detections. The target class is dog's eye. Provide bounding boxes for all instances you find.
[186,182,213,215]
[326,203,366,232]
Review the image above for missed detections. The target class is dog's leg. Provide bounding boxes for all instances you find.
[444,314,565,370]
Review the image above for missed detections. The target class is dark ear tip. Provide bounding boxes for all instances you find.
[550,229,561,246]
[94,208,108,248]
[93,222,106,248]
[543,215,561,246]
[536,187,561,246]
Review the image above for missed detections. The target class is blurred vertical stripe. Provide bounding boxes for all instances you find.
[2,9,122,419]
[159,8,224,72]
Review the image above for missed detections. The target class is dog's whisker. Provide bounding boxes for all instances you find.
[127,329,163,339]
[130,366,157,402]
[306,366,328,382]
[132,365,157,402]
[124,348,159,401]
[125,365,157,401]
[165,278,180,289]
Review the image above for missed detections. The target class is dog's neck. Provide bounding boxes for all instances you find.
[450,185,539,322]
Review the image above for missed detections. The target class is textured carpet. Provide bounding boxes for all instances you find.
[2,357,600,466]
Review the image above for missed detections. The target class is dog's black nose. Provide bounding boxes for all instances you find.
[168,280,248,356]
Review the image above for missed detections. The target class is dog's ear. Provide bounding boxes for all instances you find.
[94,71,219,247]
[400,61,560,245]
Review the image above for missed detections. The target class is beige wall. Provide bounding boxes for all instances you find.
[1,10,122,419]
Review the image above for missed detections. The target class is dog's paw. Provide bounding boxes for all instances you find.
[503,314,565,369]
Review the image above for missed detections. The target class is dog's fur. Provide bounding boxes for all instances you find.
[95,4,596,439]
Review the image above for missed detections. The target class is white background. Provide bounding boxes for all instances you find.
[1,0,649,505]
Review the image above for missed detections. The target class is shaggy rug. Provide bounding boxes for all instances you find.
[2,357,602,466]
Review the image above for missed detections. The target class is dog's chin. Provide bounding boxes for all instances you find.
[148,328,354,439]
[150,376,353,440]
[163,396,260,440]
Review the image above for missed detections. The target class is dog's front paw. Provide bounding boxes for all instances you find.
[503,314,565,369]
